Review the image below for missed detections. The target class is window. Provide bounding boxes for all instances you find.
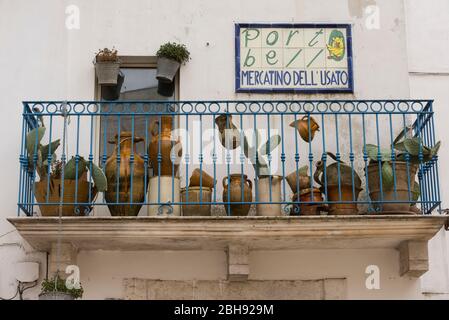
[97,56,178,162]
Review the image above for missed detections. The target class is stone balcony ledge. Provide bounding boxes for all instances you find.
[8,215,448,278]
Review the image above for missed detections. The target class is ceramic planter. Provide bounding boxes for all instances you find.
[34,179,96,216]
[222,174,252,216]
[325,184,361,215]
[95,61,120,86]
[148,176,180,216]
[104,132,147,216]
[181,186,212,216]
[314,153,362,215]
[189,168,216,189]
[156,57,180,83]
[255,175,283,216]
[367,161,418,213]
[38,292,75,300]
[291,188,324,216]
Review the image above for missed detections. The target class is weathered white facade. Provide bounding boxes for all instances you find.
[0,0,448,300]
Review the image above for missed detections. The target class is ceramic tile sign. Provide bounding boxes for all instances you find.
[235,24,353,93]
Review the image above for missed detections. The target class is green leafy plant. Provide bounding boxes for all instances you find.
[157,42,190,64]
[95,47,119,63]
[365,126,441,195]
[25,126,107,192]
[40,274,83,299]
[243,130,281,176]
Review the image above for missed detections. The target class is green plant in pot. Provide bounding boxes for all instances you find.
[243,130,283,216]
[94,47,121,86]
[39,274,83,300]
[156,42,190,83]
[365,127,440,213]
[314,152,362,215]
[26,126,107,216]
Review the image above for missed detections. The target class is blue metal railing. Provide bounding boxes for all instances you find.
[18,100,441,217]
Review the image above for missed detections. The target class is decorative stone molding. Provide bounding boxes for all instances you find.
[123,278,347,300]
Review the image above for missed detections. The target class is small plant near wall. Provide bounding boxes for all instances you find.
[95,47,118,62]
[39,274,83,300]
[94,47,121,86]
[156,42,190,86]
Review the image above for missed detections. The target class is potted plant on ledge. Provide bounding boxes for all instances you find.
[243,130,282,216]
[39,274,83,300]
[156,42,190,90]
[365,131,440,213]
[26,126,107,216]
[94,47,121,86]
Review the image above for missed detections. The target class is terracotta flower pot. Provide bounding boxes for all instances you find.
[325,184,361,215]
[189,168,216,189]
[34,179,96,216]
[367,161,418,213]
[222,174,252,216]
[181,186,212,216]
[105,132,147,216]
[255,175,283,216]
[149,116,182,176]
[291,188,324,216]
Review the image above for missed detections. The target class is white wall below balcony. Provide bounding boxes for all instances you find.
[77,248,424,300]
[1,0,445,300]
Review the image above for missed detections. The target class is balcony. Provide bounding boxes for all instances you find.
[10,100,448,278]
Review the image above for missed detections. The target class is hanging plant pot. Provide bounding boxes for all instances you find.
[157,79,175,97]
[95,61,120,86]
[39,292,75,300]
[156,57,180,83]
[94,48,121,86]
[101,71,125,101]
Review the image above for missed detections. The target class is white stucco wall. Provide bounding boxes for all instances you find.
[0,0,446,300]
[404,0,449,297]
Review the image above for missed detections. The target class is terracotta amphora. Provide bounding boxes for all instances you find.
[105,132,147,216]
[222,174,252,216]
[149,116,182,176]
